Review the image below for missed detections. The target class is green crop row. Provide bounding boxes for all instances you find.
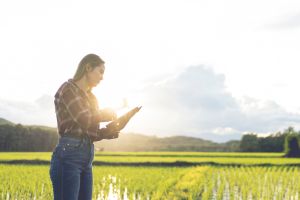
[1,152,300,165]
[1,164,300,199]
[198,166,300,200]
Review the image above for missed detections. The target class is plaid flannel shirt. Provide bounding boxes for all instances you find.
[54,79,117,142]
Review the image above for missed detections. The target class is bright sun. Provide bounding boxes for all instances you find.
[93,81,142,114]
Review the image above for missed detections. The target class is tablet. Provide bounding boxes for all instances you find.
[106,106,142,131]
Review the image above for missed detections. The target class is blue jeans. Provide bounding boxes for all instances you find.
[49,135,94,200]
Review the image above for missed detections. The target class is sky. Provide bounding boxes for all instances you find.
[1,0,300,142]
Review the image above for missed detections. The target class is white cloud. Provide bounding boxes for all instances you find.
[129,65,300,142]
[0,95,56,126]
[212,127,240,136]
[265,13,300,30]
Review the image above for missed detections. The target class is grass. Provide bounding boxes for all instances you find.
[1,152,300,199]
[0,152,300,166]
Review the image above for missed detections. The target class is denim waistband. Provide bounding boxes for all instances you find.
[61,131,86,139]
[60,134,92,145]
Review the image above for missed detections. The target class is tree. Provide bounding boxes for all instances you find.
[284,134,300,158]
[240,133,259,152]
[0,124,58,152]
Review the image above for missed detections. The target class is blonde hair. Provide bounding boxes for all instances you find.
[73,54,105,81]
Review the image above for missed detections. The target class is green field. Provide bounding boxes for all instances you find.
[0,152,300,199]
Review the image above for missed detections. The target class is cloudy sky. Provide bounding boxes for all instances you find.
[1,0,300,142]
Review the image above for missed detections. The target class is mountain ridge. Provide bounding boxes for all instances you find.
[0,118,14,125]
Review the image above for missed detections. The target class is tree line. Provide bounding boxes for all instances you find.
[240,127,300,157]
[0,124,58,151]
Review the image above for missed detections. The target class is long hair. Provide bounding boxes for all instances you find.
[73,54,105,81]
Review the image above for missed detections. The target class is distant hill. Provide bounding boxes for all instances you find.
[26,125,57,132]
[0,118,14,126]
[0,117,57,131]
[95,133,240,152]
[0,117,240,152]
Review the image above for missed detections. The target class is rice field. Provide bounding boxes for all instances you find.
[0,152,300,199]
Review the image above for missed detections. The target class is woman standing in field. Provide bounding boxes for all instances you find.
[50,54,120,200]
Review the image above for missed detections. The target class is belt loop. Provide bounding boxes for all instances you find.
[80,134,84,144]
[80,134,91,146]
[83,133,92,145]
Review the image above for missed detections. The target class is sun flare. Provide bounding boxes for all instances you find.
[94,82,143,115]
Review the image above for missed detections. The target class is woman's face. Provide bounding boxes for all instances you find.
[86,64,105,88]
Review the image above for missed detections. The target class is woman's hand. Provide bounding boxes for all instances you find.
[99,108,117,122]
[96,127,119,140]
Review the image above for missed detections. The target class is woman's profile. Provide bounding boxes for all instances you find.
[49,54,120,200]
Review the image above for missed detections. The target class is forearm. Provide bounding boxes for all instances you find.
[92,109,116,123]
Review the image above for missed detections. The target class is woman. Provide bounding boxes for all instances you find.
[50,54,119,200]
